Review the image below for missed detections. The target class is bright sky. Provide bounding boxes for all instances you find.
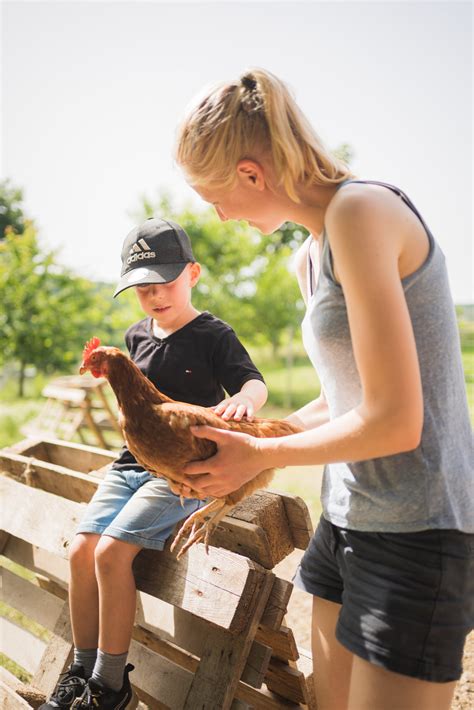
[2,0,473,302]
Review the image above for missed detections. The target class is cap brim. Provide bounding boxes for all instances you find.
[113,263,188,297]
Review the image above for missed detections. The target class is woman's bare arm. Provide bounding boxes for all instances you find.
[182,189,424,496]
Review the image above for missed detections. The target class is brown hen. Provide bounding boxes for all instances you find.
[79,337,301,557]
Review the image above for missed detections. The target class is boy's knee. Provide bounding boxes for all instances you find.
[69,533,98,571]
[94,536,139,576]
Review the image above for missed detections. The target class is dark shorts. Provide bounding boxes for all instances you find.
[293,515,474,683]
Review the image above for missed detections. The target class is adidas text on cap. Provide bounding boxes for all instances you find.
[113,218,195,297]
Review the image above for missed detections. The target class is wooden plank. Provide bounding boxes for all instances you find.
[0,666,24,690]
[260,576,293,629]
[1,454,301,568]
[227,493,294,559]
[1,618,47,674]
[41,385,87,403]
[5,438,48,457]
[257,625,299,662]
[183,571,274,709]
[211,517,276,569]
[0,451,98,503]
[0,530,10,554]
[32,602,73,696]
[2,479,271,633]
[6,437,116,471]
[0,682,33,710]
[265,652,316,708]
[1,475,86,558]
[128,639,193,709]
[136,593,271,691]
[1,567,63,630]
[0,668,47,710]
[133,545,269,634]
[295,649,317,710]
[3,536,70,588]
[236,681,303,709]
[266,490,314,550]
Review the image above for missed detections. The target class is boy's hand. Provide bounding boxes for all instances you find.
[213,393,255,421]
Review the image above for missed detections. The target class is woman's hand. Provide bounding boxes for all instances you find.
[212,393,255,421]
[181,425,268,497]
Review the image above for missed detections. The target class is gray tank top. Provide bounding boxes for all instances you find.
[302,179,473,532]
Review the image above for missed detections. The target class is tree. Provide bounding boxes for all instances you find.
[0,222,108,396]
[251,246,304,355]
[0,179,27,239]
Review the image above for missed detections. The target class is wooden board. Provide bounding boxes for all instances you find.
[1,476,271,634]
[5,437,116,472]
[1,618,47,674]
[0,681,34,710]
[1,567,63,630]
[0,452,305,568]
[0,452,98,504]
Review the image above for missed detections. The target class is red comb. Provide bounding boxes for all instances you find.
[82,337,101,360]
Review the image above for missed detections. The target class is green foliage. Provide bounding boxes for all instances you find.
[0,179,27,238]
[0,221,138,395]
[251,246,305,351]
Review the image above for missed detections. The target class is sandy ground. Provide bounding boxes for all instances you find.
[274,551,473,710]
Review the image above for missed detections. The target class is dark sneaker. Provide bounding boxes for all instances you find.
[71,664,137,710]
[39,663,87,709]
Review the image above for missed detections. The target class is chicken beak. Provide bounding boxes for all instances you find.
[79,365,87,375]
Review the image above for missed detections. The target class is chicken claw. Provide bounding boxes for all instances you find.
[170,498,232,559]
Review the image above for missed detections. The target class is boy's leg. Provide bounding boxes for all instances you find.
[69,533,101,652]
[94,536,142,654]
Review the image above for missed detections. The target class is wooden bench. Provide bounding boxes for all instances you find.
[0,438,316,709]
[21,376,122,449]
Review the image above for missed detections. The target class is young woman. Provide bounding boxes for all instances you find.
[174,68,473,710]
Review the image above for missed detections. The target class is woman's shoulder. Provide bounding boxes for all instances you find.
[327,179,409,225]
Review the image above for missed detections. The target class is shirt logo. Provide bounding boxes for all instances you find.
[127,239,156,264]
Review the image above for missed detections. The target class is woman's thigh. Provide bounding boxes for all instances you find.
[348,655,456,710]
[335,527,474,685]
[296,516,473,705]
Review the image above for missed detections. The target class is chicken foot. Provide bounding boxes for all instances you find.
[170,498,233,559]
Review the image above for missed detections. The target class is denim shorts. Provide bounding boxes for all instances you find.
[76,468,207,550]
[293,514,474,682]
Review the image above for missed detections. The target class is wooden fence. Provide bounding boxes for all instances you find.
[0,437,316,709]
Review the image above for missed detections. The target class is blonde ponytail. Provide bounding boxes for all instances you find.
[175,68,356,202]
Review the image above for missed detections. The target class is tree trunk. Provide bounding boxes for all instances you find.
[18,361,26,398]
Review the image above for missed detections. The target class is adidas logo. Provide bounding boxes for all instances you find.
[126,239,156,265]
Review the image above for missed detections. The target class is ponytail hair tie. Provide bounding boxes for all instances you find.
[241,75,257,91]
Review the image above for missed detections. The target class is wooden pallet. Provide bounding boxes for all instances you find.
[0,439,316,709]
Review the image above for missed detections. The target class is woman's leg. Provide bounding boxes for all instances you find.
[69,533,101,648]
[348,655,456,710]
[94,535,142,653]
[312,596,354,710]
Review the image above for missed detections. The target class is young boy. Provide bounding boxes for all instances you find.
[40,218,267,710]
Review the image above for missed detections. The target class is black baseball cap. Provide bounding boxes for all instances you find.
[113,218,195,297]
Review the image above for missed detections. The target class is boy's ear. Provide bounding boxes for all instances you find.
[236,159,266,191]
[189,262,201,286]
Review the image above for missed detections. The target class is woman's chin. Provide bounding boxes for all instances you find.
[262,221,285,235]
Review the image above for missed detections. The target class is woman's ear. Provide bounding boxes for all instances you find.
[236,159,266,191]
